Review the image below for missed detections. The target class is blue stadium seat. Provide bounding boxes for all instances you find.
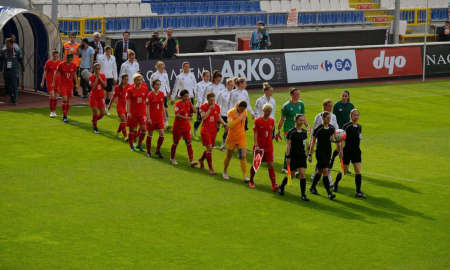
[175,2,187,14]
[249,1,260,12]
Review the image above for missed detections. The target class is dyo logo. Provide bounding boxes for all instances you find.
[373,50,406,74]
[221,58,275,81]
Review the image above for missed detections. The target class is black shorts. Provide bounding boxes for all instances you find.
[105,78,115,92]
[316,150,331,170]
[164,96,168,108]
[343,148,362,165]
[196,110,202,122]
[290,155,307,171]
[221,116,227,123]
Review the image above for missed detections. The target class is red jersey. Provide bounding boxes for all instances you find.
[200,103,221,134]
[126,83,148,116]
[253,117,275,151]
[173,100,194,131]
[44,59,62,91]
[113,84,129,109]
[57,62,77,89]
[146,90,165,123]
[89,73,106,99]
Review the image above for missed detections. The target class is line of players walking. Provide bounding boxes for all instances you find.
[41,54,365,201]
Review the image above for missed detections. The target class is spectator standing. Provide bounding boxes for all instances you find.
[146,32,163,60]
[97,46,118,110]
[438,21,450,42]
[63,32,80,96]
[79,38,95,98]
[119,49,140,84]
[2,34,20,50]
[89,32,106,61]
[114,31,136,75]
[250,21,271,50]
[161,28,179,59]
[0,38,24,105]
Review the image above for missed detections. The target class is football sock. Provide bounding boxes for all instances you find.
[330,150,339,168]
[156,136,164,152]
[240,159,247,178]
[355,174,362,193]
[146,135,152,154]
[323,175,332,195]
[300,178,306,196]
[170,143,177,160]
[335,172,343,186]
[186,142,194,162]
[249,167,256,184]
[92,114,98,129]
[199,150,206,162]
[121,122,127,137]
[52,98,58,112]
[280,176,288,189]
[312,173,321,189]
[128,131,135,147]
[268,167,276,187]
[49,98,53,111]
[206,151,213,171]
[137,131,145,146]
[62,101,68,115]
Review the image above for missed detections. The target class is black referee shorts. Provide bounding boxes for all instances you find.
[316,150,331,170]
[164,96,168,108]
[105,78,115,92]
[343,148,362,165]
[290,155,307,171]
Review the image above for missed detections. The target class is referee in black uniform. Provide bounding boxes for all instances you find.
[308,111,340,200]
[333,109,365,198]
[279,114,309,201]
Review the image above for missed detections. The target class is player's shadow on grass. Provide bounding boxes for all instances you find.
[335,185,433,221]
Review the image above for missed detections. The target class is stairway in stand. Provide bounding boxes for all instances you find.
[348,0,393,26]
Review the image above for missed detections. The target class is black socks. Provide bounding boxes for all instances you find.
[300,178,306,196]
[355,174,362,193]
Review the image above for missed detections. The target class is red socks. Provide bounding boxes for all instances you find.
[146,135,152,154]
[156,136,164,152]
[137,131,145,147]
[128,131,136,147]
[62,101,69,116]
[250,167,256,184]
[170,144,177,160]
[206,151,213,171]
[117,122,127,137]
[199,150,207,162]
[268,167,276,187]
[49,98,57,112]
[187,142,194,162]
[92,114,98,129]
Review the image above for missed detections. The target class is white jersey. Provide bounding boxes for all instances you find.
[150,70,171,97]
[216,89,234,117]
[172,72,197,100]
[311,111,339,144]
[205,83,225,102]
[97,54,117,80]
[119,60,139,84]
[254,95,276,119]
[193,80,211,107]
[230,88,254,116]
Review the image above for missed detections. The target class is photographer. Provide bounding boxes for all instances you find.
[145,31,163,60]
[438,21,450,42]
[250,21,271,50]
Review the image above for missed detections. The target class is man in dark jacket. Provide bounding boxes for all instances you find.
[438,21,450,42]
[161,28,179,59]
[145,31,163,60]
[89,32,106,61]
[0,38,24,105]
[114,31,136,74]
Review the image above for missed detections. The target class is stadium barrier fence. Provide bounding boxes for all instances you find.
[136,42,450,89]
[58,17,105,38]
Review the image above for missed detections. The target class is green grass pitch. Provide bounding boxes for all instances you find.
[1,80,449,269]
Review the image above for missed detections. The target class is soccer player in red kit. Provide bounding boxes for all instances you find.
[126,73,148,152]
[249,103,278,191]
[53,53,77,123]
[109,74,129,139]
[41,50,62,118]
[89,63,107,133]
[170,89,198,167]
[145,79,166,158]
[198,92,227,175]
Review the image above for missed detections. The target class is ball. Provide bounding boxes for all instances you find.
[333,129,347,142]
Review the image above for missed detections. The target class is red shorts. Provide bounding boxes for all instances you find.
[128,115,147,129]
[89,95,105,108]
[173,128,191,143]
[253,146,274,163]
[59,86,73,98]
[116,104,126,116]
[147,121,164,131]
[201,131,217,146]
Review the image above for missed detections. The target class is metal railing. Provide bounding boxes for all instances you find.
[57,17,105,38]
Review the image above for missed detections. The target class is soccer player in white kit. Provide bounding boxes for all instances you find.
[172,61,197,104]
[216,78,235,150]
[193,70,211,136]
[150,61,171,128]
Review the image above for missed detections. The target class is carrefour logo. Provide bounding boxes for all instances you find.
[321,59,352,72]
